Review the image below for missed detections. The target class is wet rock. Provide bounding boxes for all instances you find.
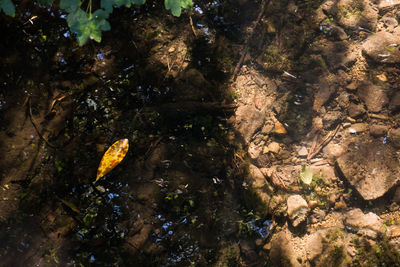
[320,40,357,70]
[266,142,280,154]
[269,231,301,267]
[393,187,400,203]
[310,209,327,224]
[381,14,398,31]
[323,111,342,129]
[348,103,366,118]
[248,142,263,159]
[336,141,400,200]
[329,0,378,31]
[389,91,400,112]
[344,208,386,238]
[330,25,348,41]
[313,84,335,111]
[388,128,400,148]
[306,230,325,262]
[297,146,308,157]
[389,224,400,238]
[261,166,301,189]
[370,124,388,137]
[248,164,268,189]
[323,143,346,159]
[234,105,265,143]
[287,194,309,227]
[357,81,388,113]
[347,123,368,134]
[376,0,400,9]
[362,30,400,64]
[337,92,350,108]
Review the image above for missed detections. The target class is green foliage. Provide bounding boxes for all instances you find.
[0,0,15,17]
[165,0,193,17]
[0,0,193,45]
[67,8,111,44]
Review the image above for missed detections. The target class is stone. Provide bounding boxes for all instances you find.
[362,30,400,64]
[267,142,280,154]
[248,164,267,189]
[306,231,324,262]
[337,92,350,108]
[287,194,309,227]
[336,141,400,200]
[269,231,301,267]
[313,84,335,111]
[357,81,388,113]
[330,25,348,41]
[323,143,346,159]
[330,0,378,31]
[376,0,400,9]
[370,124,388,137]
[348,103,366,118]
[388,128,400,148]
[320,40,357,70]
[347,123,369,134]
[234,105,265,143]
[248,142,262,159]
[389,91,400,112]
[344,208,386,238]
[310,209,327,224]
[297,146,308,157]
[323,111,342,129]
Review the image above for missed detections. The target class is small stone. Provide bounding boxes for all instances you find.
[346,82,357,90]
[168,47,175,53]
[348,123,368,134]
[306,231,324,262]
[310,209,326,224]
[273,120,287,134]
[323,143,345,159]
[370,125,388,137]
[297,146,308,157]
[308,200,318,209]
[267,142,280,154]
[287,194,309,227]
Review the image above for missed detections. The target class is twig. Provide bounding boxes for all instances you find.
[28,97,57,149]
[232,0,269,81]
[189,16,197,37]
[369,113,390,120]
[307,124,341,160]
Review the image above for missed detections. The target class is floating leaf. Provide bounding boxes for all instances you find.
[300,165,313,185]
[95,138,129,183]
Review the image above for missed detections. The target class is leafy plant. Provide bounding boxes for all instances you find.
[0,0,193,45]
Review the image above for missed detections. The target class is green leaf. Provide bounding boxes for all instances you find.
[60,0,80,13]
[0,0,15,17]
[300,165,313,185]
[100,0,114,13]
[37,0,54,4]
[66,8,111,45]
[164,0,192,17]
[132,0,145,4]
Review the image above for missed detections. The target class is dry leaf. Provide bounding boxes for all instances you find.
[95,139,129,183]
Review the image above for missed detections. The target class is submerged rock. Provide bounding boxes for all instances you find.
[336,141,400,200]
[362,30,400,64]
[287,194,309,227]
[268,230,302,267]
[357,81,388,113]
[344,208,386,238]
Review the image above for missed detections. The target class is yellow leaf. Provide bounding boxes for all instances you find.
[95,139,129,183]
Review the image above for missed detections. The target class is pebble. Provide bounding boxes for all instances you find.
[297,146,308,157]
[267,142,280,154]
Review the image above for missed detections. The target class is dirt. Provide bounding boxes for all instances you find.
[1,0,400,266]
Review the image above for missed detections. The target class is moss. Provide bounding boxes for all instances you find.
[337,0,364,19]
[351,237,400,266]
[320,245,346,266]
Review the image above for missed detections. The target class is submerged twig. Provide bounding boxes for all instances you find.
[232,0,269,81]
[28,97,57,149]
[307,124,341,160]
